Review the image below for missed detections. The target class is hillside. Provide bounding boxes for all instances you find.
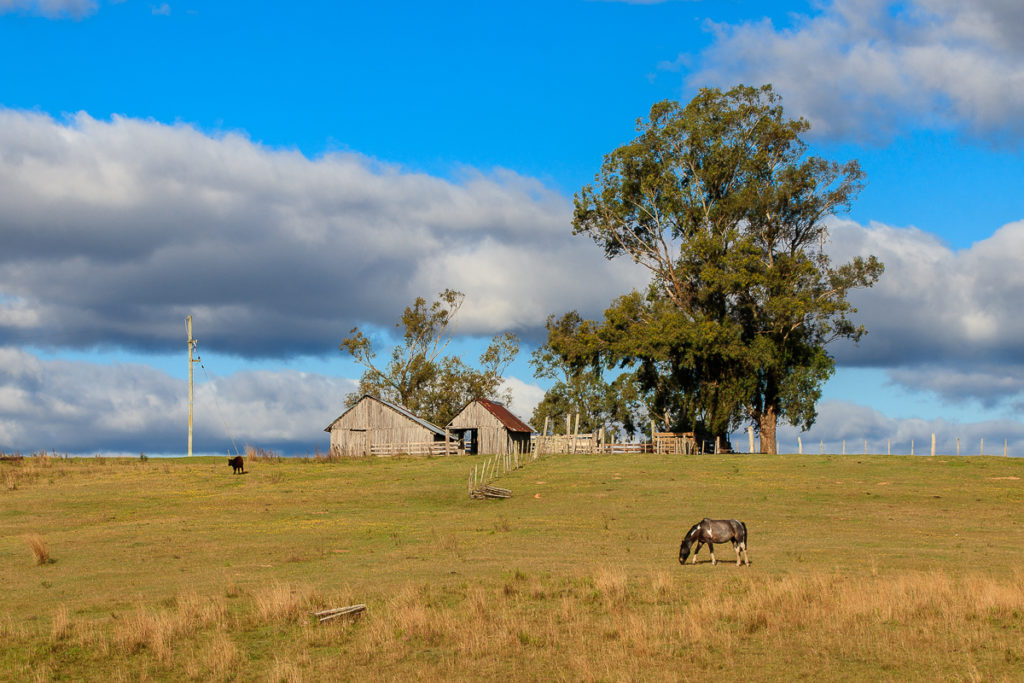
[2,452,1022,681]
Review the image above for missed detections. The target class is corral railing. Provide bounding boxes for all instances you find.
[369,440,464,457]
[533,433,598,455]
[596,442,652,454]
[653,431,696,454]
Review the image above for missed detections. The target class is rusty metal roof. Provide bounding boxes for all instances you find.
[474,398,533,433]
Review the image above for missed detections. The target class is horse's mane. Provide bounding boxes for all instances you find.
[684,522,701,541]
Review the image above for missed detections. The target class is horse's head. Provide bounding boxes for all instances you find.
[678,523,700,564]
[678,538,691,564]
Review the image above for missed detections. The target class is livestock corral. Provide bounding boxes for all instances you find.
[2,451,1023,681]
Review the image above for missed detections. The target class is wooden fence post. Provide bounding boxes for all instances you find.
[931,433,935,457]
[798,436,802,454]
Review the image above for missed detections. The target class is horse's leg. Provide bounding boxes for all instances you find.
[733,541,742,566]
[692,542,702,564]
[742,542,750,566]
[708,542,716,566]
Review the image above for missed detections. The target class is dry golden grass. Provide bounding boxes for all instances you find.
[24,534,51,565]
[251,582,316,625]
[245,445,281,463]
[4,453,1023,680]
[4,567,1022,681]
[49,605,71,642]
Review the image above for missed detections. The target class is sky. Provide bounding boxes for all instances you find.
[0,0,1022,456]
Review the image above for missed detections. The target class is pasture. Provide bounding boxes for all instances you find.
[2,451,1023,681]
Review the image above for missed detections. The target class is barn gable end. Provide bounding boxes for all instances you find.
[324,395,447,457]
[447,398,533,455]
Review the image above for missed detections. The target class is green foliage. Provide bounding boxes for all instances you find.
[530,312,646,438]
[570,84,883,451]
[341,289,519,426]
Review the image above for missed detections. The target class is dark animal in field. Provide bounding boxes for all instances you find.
[228,456,245,474]
[678,518,749,566]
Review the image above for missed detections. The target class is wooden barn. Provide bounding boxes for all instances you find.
[447,398,533,455]
[324,395,454,457]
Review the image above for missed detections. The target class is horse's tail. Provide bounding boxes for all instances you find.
[741,520,748,546]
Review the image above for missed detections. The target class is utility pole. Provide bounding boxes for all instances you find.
[186,316,200,457]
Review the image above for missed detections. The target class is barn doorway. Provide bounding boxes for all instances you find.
[456,428,479,455]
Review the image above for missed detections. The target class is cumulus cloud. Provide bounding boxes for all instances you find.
[689,0,1024,143]
[0,347,356,454]
[0,0,97,18]
[827,218,1024,405]
[500,376,546,428]
[774,399,1024,456]
[0,109,646,357]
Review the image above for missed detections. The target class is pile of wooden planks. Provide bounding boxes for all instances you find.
[314,604,367,623]
[470,484,512,499]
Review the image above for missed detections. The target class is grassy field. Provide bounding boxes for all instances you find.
[2,450,1023,681]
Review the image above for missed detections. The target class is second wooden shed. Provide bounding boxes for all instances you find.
[446,398,533,455]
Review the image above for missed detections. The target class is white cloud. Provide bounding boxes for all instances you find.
[0,109,647,356]
[0,0,97,18]
[773,399,1024,456]
[500,376,546,428]
[0,347,356,454]
[828,218,1024,405]
[690,0,1024,143]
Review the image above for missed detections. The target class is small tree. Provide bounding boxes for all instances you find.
[341,289,519,426]
[572,85,883,452]
[530,312,646,439]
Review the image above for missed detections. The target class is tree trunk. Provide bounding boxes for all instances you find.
[758,406,777,454]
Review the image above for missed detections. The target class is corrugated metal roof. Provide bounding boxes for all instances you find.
[475,398,533,433]
[324,394,447,436]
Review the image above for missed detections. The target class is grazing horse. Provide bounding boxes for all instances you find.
[678,518,749,566]
[228,456,245,474]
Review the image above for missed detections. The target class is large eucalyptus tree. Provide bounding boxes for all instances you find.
[571,85,882,452]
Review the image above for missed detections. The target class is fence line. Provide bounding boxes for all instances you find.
[773,433,1011,457]
[369,440,464,457]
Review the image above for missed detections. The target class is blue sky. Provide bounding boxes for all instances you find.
[1,0,1022,456]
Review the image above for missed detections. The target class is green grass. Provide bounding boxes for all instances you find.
[2,451,1023,681]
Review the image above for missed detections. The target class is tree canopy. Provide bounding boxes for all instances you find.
[560,84,882,452]
[341,289,519,427]
[529,312,646,439]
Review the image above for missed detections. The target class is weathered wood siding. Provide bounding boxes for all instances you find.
[328,397,440,457]
[448,402,530,455]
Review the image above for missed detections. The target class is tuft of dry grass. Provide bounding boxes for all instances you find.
[25,534,52,565]
[110,589,230,663]
[592,566,629,606]
[251,582,315,625]
[245,445,281,463]
[183,630,243,681]
[50,604,71,642]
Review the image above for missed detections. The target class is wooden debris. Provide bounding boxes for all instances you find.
[470,485,512,500]
[314,604,367,623]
